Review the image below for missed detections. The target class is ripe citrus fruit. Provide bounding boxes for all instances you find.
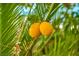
[40,22,53,36]
[29,23,40,38]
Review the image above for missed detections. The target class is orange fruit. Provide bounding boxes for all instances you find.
[29,23,40,38]
[40,22,53,36]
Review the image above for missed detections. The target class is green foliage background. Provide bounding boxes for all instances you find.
[0,3,79,56]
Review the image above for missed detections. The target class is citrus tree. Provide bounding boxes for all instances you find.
[0,3,79,56]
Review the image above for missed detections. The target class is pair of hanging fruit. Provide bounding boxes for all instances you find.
[29,21,55,38]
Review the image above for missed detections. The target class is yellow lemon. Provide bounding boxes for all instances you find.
[29,23,40,38]
[40,22,53,36]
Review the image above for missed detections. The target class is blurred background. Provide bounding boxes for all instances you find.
[0,3,79,56]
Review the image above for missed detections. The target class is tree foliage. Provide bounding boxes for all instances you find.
[0,3,79,56]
